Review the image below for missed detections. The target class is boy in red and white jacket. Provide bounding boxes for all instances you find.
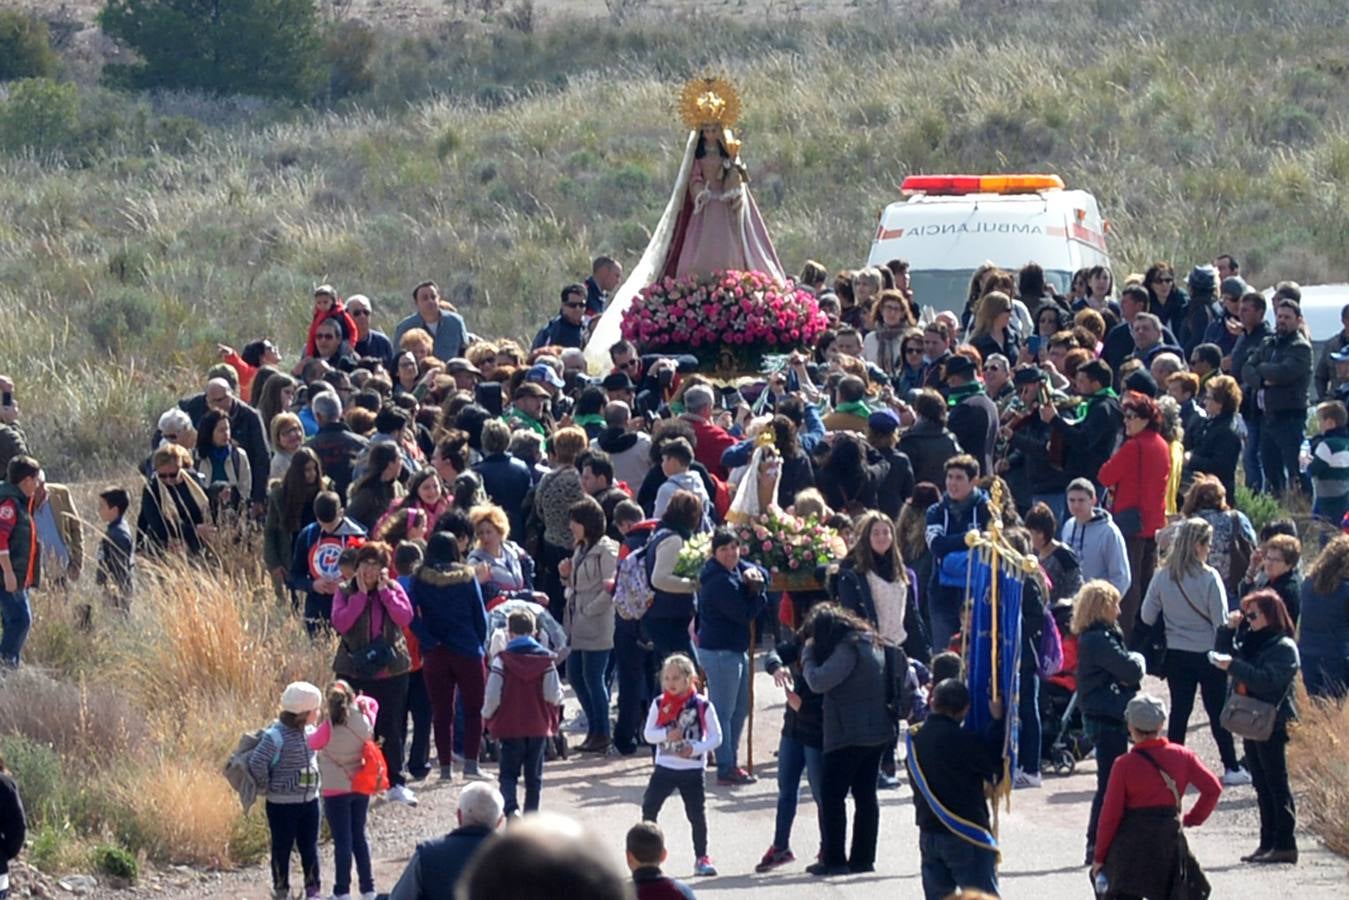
[482,609,563,818]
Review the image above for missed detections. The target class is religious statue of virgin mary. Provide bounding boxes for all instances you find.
[586,76,786,368]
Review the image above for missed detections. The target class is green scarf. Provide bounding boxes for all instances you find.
[834,399,874,419]
[573,413,605,430]
[1073,387,1119,421]
[946,382,986,406]
[505,409,546,436]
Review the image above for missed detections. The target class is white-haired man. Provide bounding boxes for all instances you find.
[678,384,735,480]
[387,781,504,900]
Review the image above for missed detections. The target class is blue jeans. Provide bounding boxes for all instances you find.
[772,733,823,851]
[569,650,612,738]
[1085,718,1130,848]
[919,829,998,899]
[697,647,750,778]
[928,585,962,655]
[0,588,30,667]
[1017,672,1041,775]
[322,793,372,896]
[1260,410,1305,495]
[498,736,546,816]
[1242,415,1264,494]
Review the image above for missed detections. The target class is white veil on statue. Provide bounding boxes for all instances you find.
[584,133,698,373]
[726,432,782,525]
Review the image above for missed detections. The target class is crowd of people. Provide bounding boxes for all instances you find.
[0,248,1346,900]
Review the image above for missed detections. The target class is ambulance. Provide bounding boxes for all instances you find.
[866,174,1111,314]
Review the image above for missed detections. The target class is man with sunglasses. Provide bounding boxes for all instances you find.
[346,294,395,373]
[531,284,589,350]
[309,320,359,373]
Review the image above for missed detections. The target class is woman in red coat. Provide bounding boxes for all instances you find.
[1098,391,1172,645]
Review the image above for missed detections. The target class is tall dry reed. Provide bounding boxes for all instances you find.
[1288,690,1349,857]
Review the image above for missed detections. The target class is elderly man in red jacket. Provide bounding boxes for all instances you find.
[678,385,737,481]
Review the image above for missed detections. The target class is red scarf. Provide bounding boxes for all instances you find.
[656,687,695,728]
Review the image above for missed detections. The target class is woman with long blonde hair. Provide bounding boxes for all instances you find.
[1071,579,1146,864]
[1140,518,1245,783]
[968,290,1019,362]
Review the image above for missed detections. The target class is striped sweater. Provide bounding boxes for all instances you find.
[1308,427,1349,516]
[247,722,320,804]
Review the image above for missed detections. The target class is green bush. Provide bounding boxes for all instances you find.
[0,735,69,827]
[88,288,157,355]
[0,11,57,82]
[1235,483,1287,536]
[93,844,139,881]
[0,78,78,156]
[98,0,324,100]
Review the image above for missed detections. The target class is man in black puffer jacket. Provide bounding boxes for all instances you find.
[1242,296,1312,495]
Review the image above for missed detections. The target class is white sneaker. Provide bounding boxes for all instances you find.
[387,784,419,806]
[1222,767,1253,786]
[1013,771,1043,789]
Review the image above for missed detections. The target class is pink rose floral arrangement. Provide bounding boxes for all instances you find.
[733,509,848,578]
[620,269,829,368]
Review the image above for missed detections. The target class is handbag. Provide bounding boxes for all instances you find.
[1219,690,1282,742]
[1112,506,1142,539]
[351,636,397,679]
[1135,613,1168,677]
[1107,442,1144,538]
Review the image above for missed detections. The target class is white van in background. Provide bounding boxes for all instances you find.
[867,174,1111,315]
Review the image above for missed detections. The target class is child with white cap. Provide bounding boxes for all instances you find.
[249,681,324,899]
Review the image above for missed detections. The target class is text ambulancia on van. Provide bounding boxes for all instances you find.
[867,174,1110,314]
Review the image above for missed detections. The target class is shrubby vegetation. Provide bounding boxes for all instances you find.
[0,11,57,82]
[1,0,1347,481]
[98,0,325,98]
[0,550,330,871]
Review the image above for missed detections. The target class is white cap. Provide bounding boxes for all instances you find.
[280,681,322,714]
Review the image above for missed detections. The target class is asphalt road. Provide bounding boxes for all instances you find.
[165,671,1346,899]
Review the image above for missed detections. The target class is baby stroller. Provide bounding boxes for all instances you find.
[1040,684,1092,776]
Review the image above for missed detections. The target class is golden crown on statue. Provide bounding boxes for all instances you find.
[679,76,742,131]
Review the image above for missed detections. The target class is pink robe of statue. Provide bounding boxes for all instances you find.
[663,165,784,282]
